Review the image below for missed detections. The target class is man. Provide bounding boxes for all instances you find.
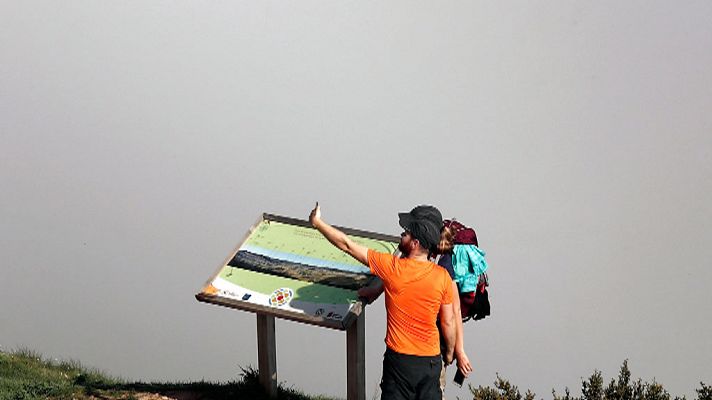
[358,208,475,397]
[309,203,456,400]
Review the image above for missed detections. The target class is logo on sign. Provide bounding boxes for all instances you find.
[269,288,293,307]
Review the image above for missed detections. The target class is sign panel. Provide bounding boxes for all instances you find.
[196,214,399,330]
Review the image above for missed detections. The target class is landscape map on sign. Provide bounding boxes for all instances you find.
[200,217,398,325]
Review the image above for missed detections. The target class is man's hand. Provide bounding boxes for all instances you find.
[455,351,473,377]
[307,202,369,265]
[357,282,384,304]
[309,202,321,227]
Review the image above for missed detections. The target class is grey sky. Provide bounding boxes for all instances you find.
[1,1,711,399]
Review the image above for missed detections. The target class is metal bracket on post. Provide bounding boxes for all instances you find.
[346,309,365,400]
[257,313,278,398]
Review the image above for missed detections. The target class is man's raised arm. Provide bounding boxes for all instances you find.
[309,203,369,266]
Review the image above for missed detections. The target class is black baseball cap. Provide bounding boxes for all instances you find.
[399,205,443,229]
[398,205,443,252]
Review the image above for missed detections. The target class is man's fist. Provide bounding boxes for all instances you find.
[309,202,321,227]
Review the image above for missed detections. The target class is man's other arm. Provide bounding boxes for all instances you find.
[309,203,369,266]
[452,281,473,376]
[439,302,456,364]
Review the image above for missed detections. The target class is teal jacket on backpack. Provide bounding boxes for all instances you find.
[452,244,488,292]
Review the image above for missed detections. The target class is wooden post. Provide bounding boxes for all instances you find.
[257,313,277,398]
[346,309,365,400]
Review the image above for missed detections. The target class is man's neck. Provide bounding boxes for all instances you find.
[405,252,430,262]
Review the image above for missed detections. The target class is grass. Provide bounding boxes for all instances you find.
[5,349,708,400]
[0,348,338,400]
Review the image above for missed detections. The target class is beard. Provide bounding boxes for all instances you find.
[398,241,410,257]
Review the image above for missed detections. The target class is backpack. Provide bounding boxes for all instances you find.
[443,219,491,322]
[443,219,478,246]
[459,273,490,322]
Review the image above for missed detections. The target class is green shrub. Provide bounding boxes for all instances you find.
[476,361,708,400]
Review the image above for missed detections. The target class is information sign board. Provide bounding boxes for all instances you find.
[196,213,399,330]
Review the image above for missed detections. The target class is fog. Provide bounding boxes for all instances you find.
[2,1,711,399]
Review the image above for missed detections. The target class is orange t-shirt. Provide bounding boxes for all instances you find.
[368,249,453,357]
